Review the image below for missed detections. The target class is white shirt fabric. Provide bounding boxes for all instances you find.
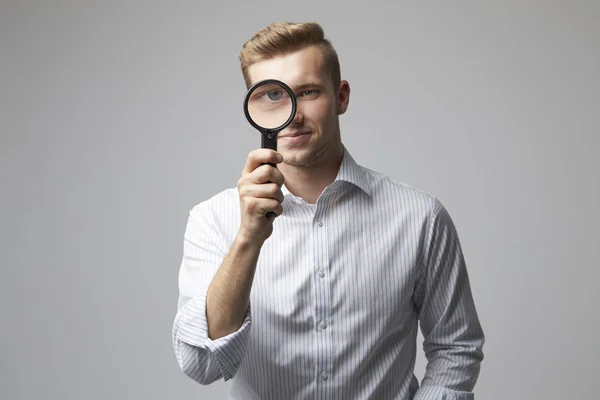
[172,146,485,399]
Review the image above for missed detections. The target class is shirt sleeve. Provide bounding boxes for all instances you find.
[172,206,252,384]
[412,198,485,399]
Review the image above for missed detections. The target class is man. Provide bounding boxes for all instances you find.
[172,21,484,399]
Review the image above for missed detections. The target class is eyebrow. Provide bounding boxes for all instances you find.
[291,82,325,91]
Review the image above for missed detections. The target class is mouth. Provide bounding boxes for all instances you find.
[278,130,312,145]
[278,130,312,138]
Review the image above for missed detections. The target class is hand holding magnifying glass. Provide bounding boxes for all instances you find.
[244,79,297,218]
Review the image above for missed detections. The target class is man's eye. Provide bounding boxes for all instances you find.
[266,90,283,101]
[301,90,317,97]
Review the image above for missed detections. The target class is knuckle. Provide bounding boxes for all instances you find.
[267,167,278,181]
[238,186,249,198]
[237,176,250,190]
[245,197,257,210]
[260,166,272,182]
[269,183,280,196]
[274,171,284,185]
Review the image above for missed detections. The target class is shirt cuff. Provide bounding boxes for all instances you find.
[175,290,252,381]
[413,385,474,400]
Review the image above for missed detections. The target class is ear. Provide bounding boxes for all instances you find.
[336,80,351,115]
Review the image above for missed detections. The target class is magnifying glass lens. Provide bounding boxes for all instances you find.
[247,83,294,130]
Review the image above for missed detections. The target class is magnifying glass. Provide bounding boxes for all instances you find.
[243,79,297,218]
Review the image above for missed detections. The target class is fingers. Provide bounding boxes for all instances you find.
[244,197,284,218]
[239,149,285,187]
[242,149,283,175]
[237,148,285,232]
[250,164,285,186]
[238,165,284,193]
[238,182,284,203]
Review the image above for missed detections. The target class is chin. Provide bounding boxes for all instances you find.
[282,150,322,167]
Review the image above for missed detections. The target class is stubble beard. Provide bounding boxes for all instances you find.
[281,118,340,168]
[280,133,336,169]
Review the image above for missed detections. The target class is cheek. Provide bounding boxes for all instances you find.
[306,99,335,125]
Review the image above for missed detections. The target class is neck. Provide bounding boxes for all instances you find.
[279,143,344,204]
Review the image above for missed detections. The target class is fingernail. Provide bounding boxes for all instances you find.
[276,153,283,162]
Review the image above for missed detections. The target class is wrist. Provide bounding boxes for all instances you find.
[235,230,265,249]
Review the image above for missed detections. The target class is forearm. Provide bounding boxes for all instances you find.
[172,287,253,384]
[172,298,230,385]
[206,233,262,339]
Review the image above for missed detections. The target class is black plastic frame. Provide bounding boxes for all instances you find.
[243,78,297,142]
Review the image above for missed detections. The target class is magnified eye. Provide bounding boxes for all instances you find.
[266,90,283,102]
[245,80,296,131]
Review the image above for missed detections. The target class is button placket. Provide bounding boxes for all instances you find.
[313,193,334,394]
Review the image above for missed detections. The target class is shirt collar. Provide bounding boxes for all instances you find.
[281,145,372,198]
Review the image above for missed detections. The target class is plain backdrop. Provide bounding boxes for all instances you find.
[1,1,598,399]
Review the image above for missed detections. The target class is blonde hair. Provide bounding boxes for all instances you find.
[239,21,341,91]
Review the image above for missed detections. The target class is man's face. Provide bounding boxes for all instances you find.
[247,46,349,168]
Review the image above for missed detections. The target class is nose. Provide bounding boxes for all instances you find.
[290,106,304,126]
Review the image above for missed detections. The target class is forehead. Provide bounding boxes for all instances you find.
[247,46,328,89]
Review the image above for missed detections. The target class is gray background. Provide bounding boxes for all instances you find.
[1,1,598,399]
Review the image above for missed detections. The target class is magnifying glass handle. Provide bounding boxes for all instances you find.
[262,132,277,167]
[261,132,277,218]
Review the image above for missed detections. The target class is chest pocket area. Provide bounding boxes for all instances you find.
[354,228,418,326]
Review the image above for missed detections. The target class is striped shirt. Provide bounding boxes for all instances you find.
[172,146,484,399]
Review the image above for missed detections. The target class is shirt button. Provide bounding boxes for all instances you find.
[320,371,328,380]
[317,220,323,227]
[319,320,327,329]
[317,269,325,278]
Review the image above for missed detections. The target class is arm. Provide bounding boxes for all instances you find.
[172,149,285,384]
[413,199,485,399]
[171,210,255,384]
